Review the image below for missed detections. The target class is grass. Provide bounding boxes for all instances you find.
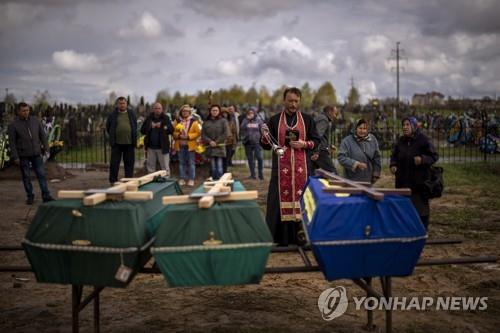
[442,162,500,188]
[430,163,500,238]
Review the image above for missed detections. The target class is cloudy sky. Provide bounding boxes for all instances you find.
[1,0,499,104]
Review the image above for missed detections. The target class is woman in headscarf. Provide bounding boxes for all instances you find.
[390,116,439,230]
[172,104,201,186]
[338,118,381,184]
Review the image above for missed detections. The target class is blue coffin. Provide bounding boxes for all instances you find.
[300,177,427,281]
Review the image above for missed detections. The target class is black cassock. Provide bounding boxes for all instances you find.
[260,111,320,246]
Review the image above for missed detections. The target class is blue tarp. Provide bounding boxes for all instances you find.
[301,177,427,280]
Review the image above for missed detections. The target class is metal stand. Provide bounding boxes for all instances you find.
[71,285,103,333]
[364,278,376,331]
[0,242,497,333]
[380,277,392,333]
[71,286,81,333]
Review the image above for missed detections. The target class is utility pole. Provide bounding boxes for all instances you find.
[389,42,406,136]
[396,42,400,110]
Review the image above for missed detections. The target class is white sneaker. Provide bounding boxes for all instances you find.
[178,179,186,186]
[187,180,194,187]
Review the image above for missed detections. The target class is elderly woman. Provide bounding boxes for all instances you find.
[390,117,439,230]
[202,105,229,180]
[172,105,201,186]
[337,118,381,184]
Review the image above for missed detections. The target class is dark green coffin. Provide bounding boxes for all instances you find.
[23,180,181,288]
[150,182,273,287]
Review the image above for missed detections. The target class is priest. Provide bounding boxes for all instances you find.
[260,87,321,246]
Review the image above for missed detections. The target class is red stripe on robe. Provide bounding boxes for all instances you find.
[277,112,308,221]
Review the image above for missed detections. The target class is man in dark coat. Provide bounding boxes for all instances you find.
[260,87,321,246]
[140,102,173,176]
[311,105,338,173]
[106,96,137,184]
[390,116,439,229]
[8,102,54,204]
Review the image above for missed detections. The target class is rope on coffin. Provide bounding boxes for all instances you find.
[22,236,156,253]
[151,242,275,253]
[162,172,258,209]
[57,170,167,206]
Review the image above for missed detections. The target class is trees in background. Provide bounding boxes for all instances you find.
[245,86,258,106]
[312,81,337,108]
[300,83,314,110]
[258,86,271,107]
[93,81,341,115]
[347,86,360,110]
[33,90,51,113]
[155,89,171,107]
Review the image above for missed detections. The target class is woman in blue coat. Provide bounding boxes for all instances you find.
[337,118,381,184]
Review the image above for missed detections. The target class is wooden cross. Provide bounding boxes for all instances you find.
[57,170,167,206]
[315,169,411,200]
[114,170,168,190]
[162,173,258,209]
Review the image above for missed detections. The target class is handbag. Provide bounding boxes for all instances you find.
[422,166,444,199]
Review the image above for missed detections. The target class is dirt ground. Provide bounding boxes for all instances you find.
[1,162,499,333]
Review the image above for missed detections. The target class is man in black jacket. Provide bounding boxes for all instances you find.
[106,97,137,184]
[311,105,338,173]
[140,102,173,175]
[8,102,54,204]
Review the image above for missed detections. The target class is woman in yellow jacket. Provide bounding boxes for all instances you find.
[172,105,201,186]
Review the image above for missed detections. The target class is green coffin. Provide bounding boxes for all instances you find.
[23,179,181,288]
[151,182,273,287]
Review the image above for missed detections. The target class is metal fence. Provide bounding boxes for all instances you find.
[54,130,144,169]
[52,124,498,169]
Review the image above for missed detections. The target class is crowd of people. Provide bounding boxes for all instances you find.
[8,90,439,244]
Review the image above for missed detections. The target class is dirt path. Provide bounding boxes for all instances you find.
[1,164,499,332]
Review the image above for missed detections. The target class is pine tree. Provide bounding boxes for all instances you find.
[312,81,337,107]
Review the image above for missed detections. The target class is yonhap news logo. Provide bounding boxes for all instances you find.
[317,287,349,321]
[351,296,488,312]
[318,286,488,320]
